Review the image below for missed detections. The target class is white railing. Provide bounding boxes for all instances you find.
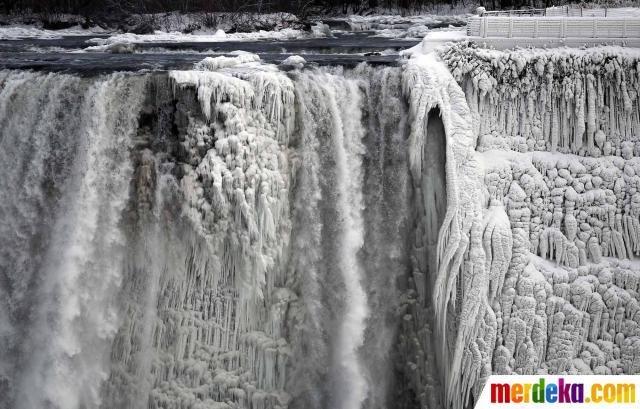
[546,6,633,17]
[481,6,625,18]
[481,8,546,17]
[467,16,640,38]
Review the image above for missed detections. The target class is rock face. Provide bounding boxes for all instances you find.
[0,46,639,409]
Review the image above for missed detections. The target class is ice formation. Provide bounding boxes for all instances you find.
[279,56,306,70]
[2,39,640,409]
[402,53,488,409]
[411,43,640,409]
[0,25,110,39]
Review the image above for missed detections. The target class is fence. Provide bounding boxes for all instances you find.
[467,16,640,38]
[481,7,629,17]
[481,8,545,17]
[545,6,632,17]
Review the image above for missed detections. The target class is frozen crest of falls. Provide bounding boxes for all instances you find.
[3,44,640,409]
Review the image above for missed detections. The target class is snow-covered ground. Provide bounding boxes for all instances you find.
[0,25,111,40]
[346,13,469,30]
[84,28,305,47]
[342,13,468,38]
[125,11,301,33]
[400,28,467,54]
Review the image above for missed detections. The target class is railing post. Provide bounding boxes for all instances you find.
[509,18,513,38]
[593,18,597,38]
[624,19,627,38]
[534,19,538,38]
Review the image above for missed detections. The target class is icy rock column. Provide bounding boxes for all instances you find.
[402,54,489,409]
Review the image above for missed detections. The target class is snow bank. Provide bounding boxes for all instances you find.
[400,28,467,55]
[85,27,304,46]
[193,52,261,70]
[0,25,110,40]
[346,13,468,31]
[125,11,300,34]
[280,55,306,69]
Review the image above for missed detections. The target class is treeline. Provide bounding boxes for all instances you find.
[1,0,636,19]
[2,0,472,17]
[3,0,306,14]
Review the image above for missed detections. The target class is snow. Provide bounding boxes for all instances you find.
[82,42,137,53]
[310,22,332,37]
[397,39,640,409]
[153,57,389,409]
[158,56,296,407]
[193,52,261,70]
[125,11,300,34]
[0,25,110,40]
[346,13,469,31]
[280,55,306,69]
[85,27,305,46]
[440,42,640,156]
[400,29,468,56]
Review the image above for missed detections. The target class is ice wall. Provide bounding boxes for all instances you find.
[415,43,640,409]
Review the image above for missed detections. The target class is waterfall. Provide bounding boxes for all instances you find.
[2,41,637,409]
[287,66,412,409]
[293,67,369,409]
[0,71,147,409]
[0,61,443,409]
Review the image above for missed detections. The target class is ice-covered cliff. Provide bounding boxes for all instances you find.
[1,44,640,409]
[424,43,640,409]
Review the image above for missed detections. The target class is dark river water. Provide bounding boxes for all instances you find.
[0,31,423,72]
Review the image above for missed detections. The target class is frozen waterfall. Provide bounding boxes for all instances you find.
[0,63,422,409]
[3,44,640,409]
